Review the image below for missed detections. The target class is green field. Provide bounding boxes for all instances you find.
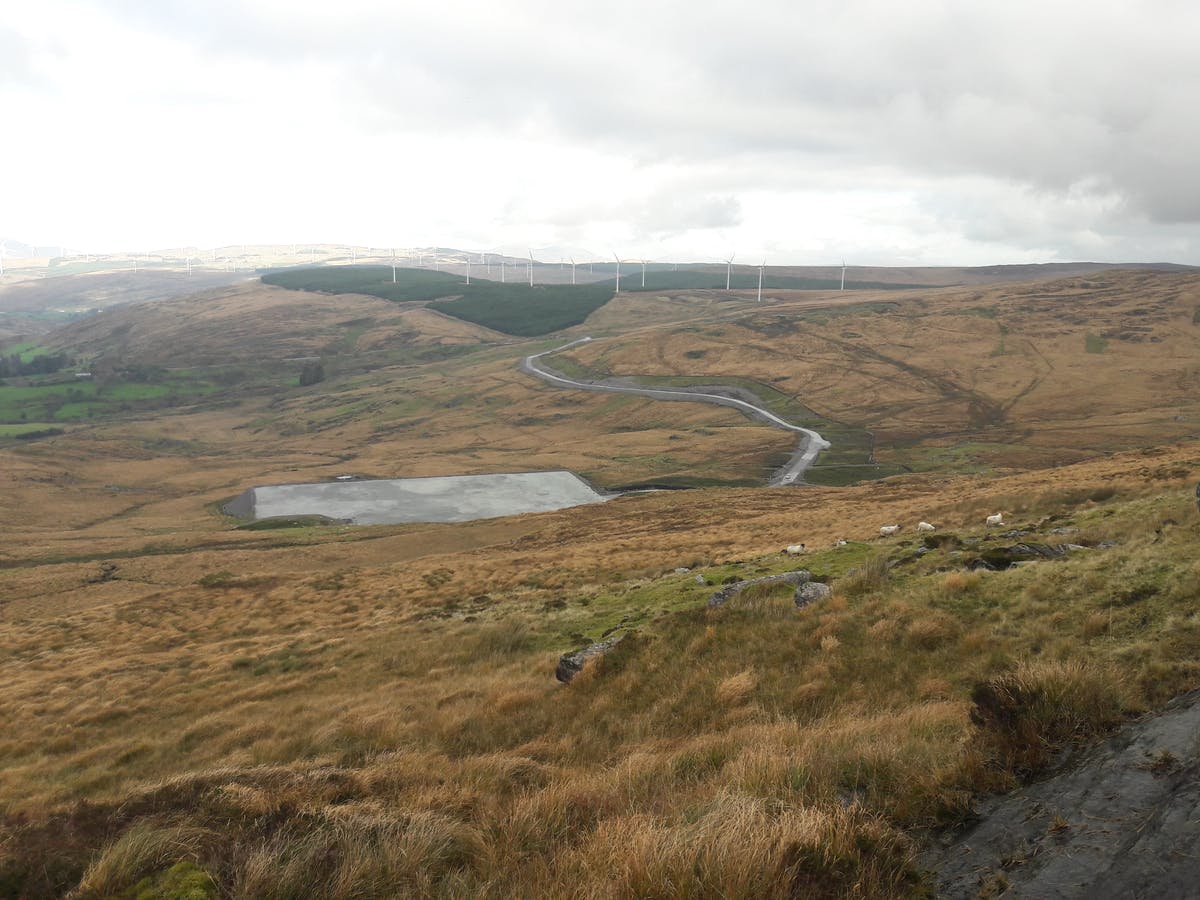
[0,373,221,424]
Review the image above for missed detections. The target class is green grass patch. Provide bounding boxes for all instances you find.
[1085,333,1109,353]
[0,372,220,424]
[0,422,65,439]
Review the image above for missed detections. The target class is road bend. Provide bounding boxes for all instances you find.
[520,337,830,486]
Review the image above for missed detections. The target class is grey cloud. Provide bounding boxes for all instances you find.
[71,0,1200,234]
[632,193,742,237]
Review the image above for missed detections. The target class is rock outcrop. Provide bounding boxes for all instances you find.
[707,570,812,609]
[794,581,832,608]
[927,687,1200,898]
[555,633,627,683]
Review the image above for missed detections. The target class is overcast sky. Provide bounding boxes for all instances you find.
[4,0,1200,265]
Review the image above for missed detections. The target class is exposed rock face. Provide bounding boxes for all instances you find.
[707,570,812,609]
[973,543,1088,570]
[794,581,832,608]
[927,688,1200,899]
[555,633,627,683]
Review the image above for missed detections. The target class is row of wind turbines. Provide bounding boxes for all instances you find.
[0,240,854,295]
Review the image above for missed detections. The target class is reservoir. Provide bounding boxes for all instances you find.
[226,470,609,525]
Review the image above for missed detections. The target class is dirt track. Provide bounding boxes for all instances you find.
[520,337,830,486]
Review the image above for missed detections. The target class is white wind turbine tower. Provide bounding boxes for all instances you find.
[391,253,398,284]
[757,260,765,302]
[725,253,736,290]
[612,252,622,293]
[465,255,472,285]
[570,257,576,285]
[840,260,846,291]
[640,258,647,288]
[528,249,535,287]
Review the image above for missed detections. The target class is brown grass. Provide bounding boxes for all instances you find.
[3,272,1200,894]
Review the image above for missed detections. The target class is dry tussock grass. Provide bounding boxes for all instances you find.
[4,273,1200,893]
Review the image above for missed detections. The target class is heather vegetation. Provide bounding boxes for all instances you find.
[2,268,1200,896]
[2,470,1197,896]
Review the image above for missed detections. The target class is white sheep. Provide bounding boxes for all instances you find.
[917,521,936,533]
[986,513,1003,527]
[835,539,848,547]
[784,544,807,556]
[879,524,900,536]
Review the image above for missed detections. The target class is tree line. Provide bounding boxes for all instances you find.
[0,352,72,378]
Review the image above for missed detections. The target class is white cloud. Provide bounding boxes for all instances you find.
[5,0,1200,263]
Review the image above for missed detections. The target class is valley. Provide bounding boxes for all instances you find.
[1,262,1199,897]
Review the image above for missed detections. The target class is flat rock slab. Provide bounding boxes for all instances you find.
[231,471,608,526]
[926,688,1200,898]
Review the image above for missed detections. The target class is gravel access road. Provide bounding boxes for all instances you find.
[520,337,830,486]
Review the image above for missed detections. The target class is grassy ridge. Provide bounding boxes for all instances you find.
[624,271,930,292]
[262,266,618,336]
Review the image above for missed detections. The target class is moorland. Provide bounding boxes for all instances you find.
[1,259,1199,897]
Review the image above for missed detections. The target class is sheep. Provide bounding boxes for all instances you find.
[835,539,848,547]
[986,513,1004,528]
[784,543,807,556]
[917,521,936,533]
[879,524,900,536]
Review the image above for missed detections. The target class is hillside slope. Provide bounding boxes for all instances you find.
[2,269,1200,895]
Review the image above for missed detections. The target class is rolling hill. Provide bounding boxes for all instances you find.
[1,266,1199,896]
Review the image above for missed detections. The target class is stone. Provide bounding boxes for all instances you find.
[794,581,832,608]
[707,570,811,609]
[555,633,627,683]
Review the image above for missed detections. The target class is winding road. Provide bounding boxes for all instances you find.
[520,337,830,486]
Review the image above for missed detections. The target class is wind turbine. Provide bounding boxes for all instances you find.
[465,256,472,285]
[725,253,736,290]
[391,254,398,283]
[640,258,647,288]
[528,249,534,287]
[757,260,765,302]
[570,257,576,285]
[840,260,846,291]
[613,252,622,293]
